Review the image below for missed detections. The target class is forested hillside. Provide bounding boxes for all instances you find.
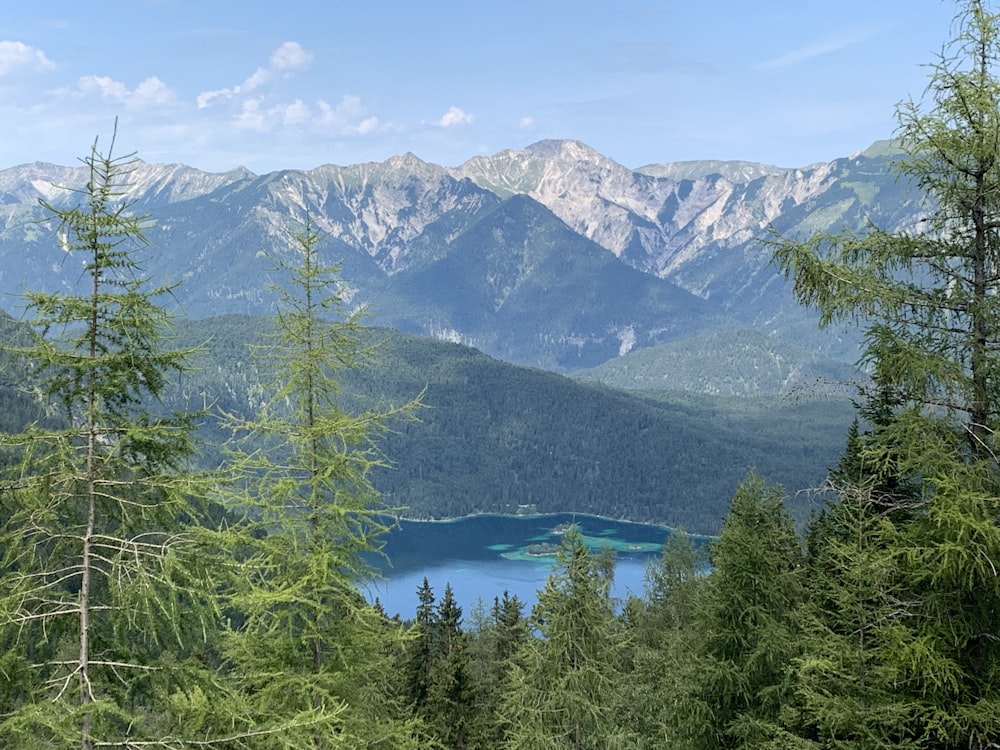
[167,315,852,532]
[1,2,999,748]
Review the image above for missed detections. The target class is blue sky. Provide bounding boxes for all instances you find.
[0,1,962,173]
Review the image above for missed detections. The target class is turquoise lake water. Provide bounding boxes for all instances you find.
[364,513,693,619]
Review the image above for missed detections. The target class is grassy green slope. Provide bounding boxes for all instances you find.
[573,327,862,396]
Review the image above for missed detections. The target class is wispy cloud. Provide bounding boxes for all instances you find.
[755,30,874,71]
[0,41,55,75]
[197,41,312,109]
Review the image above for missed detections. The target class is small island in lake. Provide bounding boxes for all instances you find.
[552,522,577,535]
[524,542,561,557]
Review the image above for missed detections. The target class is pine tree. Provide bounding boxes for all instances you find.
[0,129,224,748]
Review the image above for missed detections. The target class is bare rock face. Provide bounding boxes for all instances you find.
[0,139,915,371]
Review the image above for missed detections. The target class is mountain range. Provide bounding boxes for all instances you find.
[0,138,921,380]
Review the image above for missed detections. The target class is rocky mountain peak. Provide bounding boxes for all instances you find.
[0,139,910,372]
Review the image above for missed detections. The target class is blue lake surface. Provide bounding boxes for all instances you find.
[363,513,685,619]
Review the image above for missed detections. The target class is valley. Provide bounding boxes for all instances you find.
[0,139,901,533]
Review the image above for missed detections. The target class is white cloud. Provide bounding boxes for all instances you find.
[235,97,268,131]
[519,115,535,128]
[439,106,474,128]
[196,87,230,109]
[242,67,271,92]
[756,30,873,71]
[317,95,371,130]
[75,75,175,109]
[0,41,55,75]
[232,97,316,131]
[357,115,379,134]
[196,41,311,109]
[131,76,174,107]
[270,41,313,72]
[197,68,268,109]
[78,75,128,100]
[283,98,310,125]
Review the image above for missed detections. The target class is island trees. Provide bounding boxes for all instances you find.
[773,1,1000,746]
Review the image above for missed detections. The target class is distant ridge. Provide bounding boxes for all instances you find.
[633,159,789,182]
[0,138,916,382]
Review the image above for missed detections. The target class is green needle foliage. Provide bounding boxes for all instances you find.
[694,472,803,750]
[0,129,222,748]
[215,218,425,747]
[773,0,1000,470]
[500,530,630,750]
[774,2,1000,747]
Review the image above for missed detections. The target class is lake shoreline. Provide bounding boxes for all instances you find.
[388,510,716,542]
[367,512,689,618]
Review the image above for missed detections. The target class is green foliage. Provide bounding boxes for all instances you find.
[773,0,1000,462]
[694,472,804,750]
[574,326,860,397]
[792,484,918,750]
[615,530,711,750]
[214,219,425,747]
[166,316,852,533]
[0,129,223,748]
[499,531,632,749]
[772,4,1000,748]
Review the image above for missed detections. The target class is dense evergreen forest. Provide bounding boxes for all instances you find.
[163,315,851,533]
[2,2,1000,747]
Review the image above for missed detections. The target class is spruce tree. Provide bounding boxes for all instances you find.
[694,472,803,750]
[463,592,529,750]
[423,584,473,748]
[500,531,630,750]
[791,484,916,750]
[617,530,709,750]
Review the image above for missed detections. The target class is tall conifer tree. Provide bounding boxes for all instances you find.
[500,531,630,749]
[0,129,223,748]
[214,218,424,747]
[774,2,1000,746]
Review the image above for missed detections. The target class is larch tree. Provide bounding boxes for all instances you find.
[212,218,426,748]
[0,130,226,748]
[773,2,1000,747]
[773,0,1000,472]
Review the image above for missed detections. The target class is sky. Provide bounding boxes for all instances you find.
[0,1,965,174]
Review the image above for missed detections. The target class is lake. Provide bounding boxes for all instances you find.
[363,513,689,620]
